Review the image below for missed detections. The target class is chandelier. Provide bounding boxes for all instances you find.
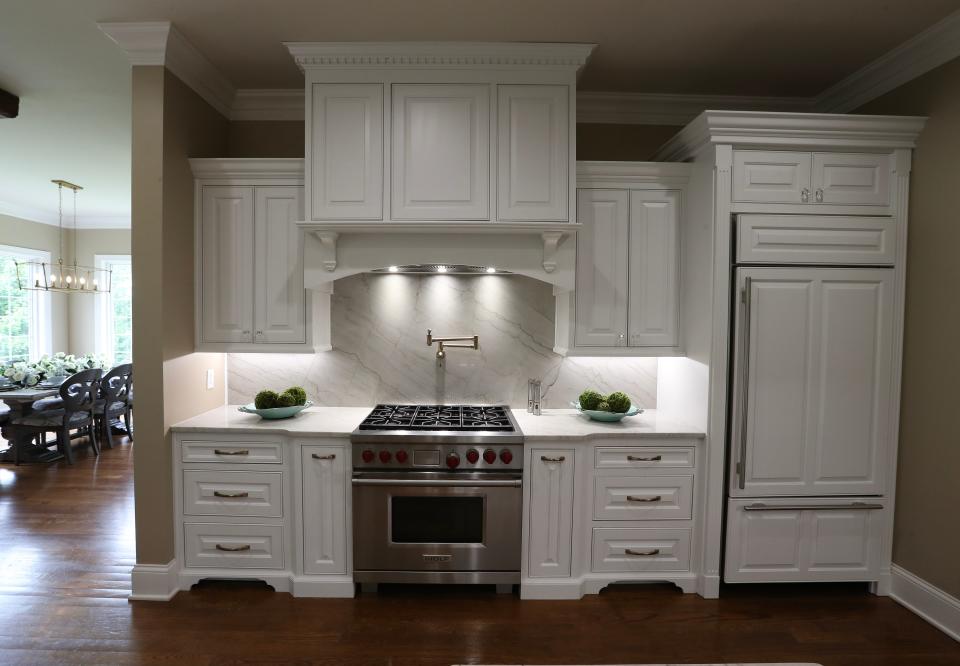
[14,180,112,294]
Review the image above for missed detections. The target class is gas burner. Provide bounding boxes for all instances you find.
[352,404,522,445]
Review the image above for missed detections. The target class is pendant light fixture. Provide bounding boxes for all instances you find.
[14,180,111,294]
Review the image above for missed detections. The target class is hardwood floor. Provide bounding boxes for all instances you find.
[1,438,958,665]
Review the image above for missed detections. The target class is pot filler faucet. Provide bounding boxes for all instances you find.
[427,329,479,367]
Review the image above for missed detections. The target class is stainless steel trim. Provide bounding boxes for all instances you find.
[352,477,522,487]
[311,453,336,460]
[627,454,662,462]
[540,455,565,463]
[353,570,520,585]
[736,275,753,490]
[625,548,660,556]
[626,495,662,503]
[215,544,251,552]
[214,448,249,456]
[213,490,249,498]
[743,502,884,512]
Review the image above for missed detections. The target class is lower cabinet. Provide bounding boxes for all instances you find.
[527,447,576,577]
[301,444,348,575]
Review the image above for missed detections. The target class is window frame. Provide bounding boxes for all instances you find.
[94,254,132,365]
[0,243,53,363]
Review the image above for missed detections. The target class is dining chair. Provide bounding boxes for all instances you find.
[96,363,132,448]
[9,368,102,464]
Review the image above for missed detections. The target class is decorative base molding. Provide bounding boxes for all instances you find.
[130,559,179,601]
[890,565,960,642]
[520,574,698,600]
[700,573,721,599]
[291,576,356,598]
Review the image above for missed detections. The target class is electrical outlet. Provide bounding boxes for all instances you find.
[206,369,215,390]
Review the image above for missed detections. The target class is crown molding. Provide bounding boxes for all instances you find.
[814,9,960,113]
[0,200,130,229]
[231,89,305,121]
[577,91,813,125]
[284,42,595,71]
[189,158,305,180]
[576,161,691,188]
[99,21,235,118]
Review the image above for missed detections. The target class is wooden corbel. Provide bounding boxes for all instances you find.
[541,231,565,274]
[312,231,339,272]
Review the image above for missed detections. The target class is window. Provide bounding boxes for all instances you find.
[0,245,52,363]
[94,255,132,364]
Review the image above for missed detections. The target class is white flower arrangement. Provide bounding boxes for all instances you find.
[1,353,108,387]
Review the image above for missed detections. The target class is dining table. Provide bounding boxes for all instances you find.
[0,385,63,463]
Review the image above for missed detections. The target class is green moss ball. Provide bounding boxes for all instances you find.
[284,386,307,406]
[276,392,298,408]
[606,391,631,413]
[579,389,604,410]
[255,390,279,409]
[596,400,612,412]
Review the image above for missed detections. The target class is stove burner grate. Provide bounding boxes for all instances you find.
[358,404,514,431]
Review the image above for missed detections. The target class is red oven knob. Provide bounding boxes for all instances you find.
[499,449,513,465]
[379,450,392,463]
[483,449,497,464]
[466,449,480,464]
[361,449,375,463]
[395,450,408,463]
[446,452,461,469]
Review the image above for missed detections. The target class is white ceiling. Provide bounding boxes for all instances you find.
[1,0,959,229]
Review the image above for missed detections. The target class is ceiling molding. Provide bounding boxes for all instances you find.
[231,89,305,121]
[98,21,235,118]
[814,9,960,113]
[0,200,130,229]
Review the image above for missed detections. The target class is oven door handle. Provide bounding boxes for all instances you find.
[351,477,522,487]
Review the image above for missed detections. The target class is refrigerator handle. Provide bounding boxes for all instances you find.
[736,276,753,490]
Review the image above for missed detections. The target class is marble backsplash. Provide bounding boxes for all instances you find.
[227,273,657,409]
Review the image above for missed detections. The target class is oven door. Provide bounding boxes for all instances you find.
[352,472,522,573]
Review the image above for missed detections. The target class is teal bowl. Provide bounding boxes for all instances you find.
[239,401,313,420]
[571,402,642,422]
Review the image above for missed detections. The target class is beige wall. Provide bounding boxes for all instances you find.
[856,56,960,598]
[131,66,228,565]
[228,120,303,158]
[69,228,131,355]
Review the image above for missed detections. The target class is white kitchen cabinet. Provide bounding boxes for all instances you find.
[308,83,383,220]
[732,151,812,204]
[254,187,306,344]
[575,189,629,347]
[628,190,680,347]
[725,497,886,583]
[730,267,894,497]
[301,444,348,575]
[497,84,569,221]
[392,84,490,220]
[812,152,891,206]
[527,448,575,578]
[200,186,255,344]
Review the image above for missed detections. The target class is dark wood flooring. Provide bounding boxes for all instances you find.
[1,436,958,665]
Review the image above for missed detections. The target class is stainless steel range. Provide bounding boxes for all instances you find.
[351,404,523,588]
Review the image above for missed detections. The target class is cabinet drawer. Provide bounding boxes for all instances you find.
[733,151,812,204]
[183,523,284,569]
[183,470,283,518]
[737,215,897,265]
[594,475,693,520]
[591,527,691,573]
[594,446,694,469]
[180,439,283,464]
[724,497,886,583]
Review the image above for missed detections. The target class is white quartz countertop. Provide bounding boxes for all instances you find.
[171,406,704,441]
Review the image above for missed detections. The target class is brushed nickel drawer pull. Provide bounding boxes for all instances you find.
[627,495,662,503]
[627,454,662,462]
[743,502,884,512]
[213,490,249,498]
[214,449,249,456]
[625,548,660,557]
[215,543,251,552]
[540,455,566,463]
[312,453,336,460]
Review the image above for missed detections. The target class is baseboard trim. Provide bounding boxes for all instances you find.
[890,564,960,642]
[130,559,179,601]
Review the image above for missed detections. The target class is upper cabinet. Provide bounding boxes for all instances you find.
[288,43,591,225]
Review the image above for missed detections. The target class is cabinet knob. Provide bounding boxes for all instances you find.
[815,188,824,203]
[242,330,250,335]
[255,330,263,335]
[801,188,810,203]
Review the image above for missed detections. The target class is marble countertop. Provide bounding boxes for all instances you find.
[171,406,704,441]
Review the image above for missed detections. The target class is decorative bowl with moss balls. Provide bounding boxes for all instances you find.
[571,389,642,422]
[239,386,312,419]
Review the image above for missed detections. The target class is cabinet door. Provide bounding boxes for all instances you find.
[254,187,306,344]
[392,84,490,220]
[497,84,568,221]
[575,190,629,347]
[309,83,383,220]
[200,186,254,343]
[628,190,680,347]
[812,153,891,206]
[732,151,812,204]
[301,445,347,575]
[731,267,894,496]
[528,448,575,578]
